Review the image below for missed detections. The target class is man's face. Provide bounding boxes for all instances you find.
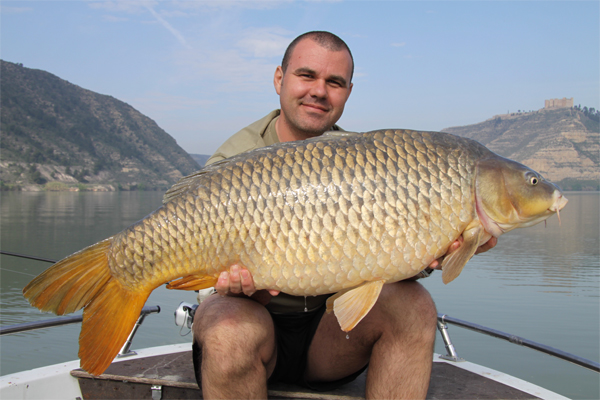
[274,39,353,140]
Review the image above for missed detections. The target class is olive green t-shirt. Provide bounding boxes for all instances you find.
[205,110,281,167]
[207,110,342,313]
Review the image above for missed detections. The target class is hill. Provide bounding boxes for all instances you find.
[442,108,600,190]
[1,60,200,191]
[190,154,210,168]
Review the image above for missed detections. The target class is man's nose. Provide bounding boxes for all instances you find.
[309,79,327,98]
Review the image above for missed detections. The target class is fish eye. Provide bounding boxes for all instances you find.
[528,175,539,186]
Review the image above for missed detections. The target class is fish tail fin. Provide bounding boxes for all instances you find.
[23,239,114,315]
[79,278,148,375]
[23,238,151,375]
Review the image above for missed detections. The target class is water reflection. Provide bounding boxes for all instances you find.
[471,192,599,296]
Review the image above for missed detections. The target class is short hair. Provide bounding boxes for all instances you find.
[281,31,354,83]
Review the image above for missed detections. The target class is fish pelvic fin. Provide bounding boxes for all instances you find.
[166,274,219,290]
[441,224,484,284]
[23,238,152,376]
[327,280,385,332]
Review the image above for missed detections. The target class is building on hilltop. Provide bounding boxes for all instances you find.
[545,98,573,109]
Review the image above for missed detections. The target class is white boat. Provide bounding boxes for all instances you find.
[2,302,597,400]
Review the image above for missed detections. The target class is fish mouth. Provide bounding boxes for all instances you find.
[549,191,568,225]
[475,189,568,236]
[550,191,568,212]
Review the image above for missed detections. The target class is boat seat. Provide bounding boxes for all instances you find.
[71,350,540,399]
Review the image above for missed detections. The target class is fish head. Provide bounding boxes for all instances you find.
[475,156,568,236]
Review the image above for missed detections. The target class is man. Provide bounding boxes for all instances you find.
[192,31,496,399]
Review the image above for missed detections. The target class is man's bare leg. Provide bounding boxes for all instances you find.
[305,281,437,399]
[193,294,277,399]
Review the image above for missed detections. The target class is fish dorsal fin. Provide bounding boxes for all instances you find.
[163,170,206,204]
[166,274,219,291]
[163,159,231,204]
[322,130,361,138]
[441,224,484,284]
[326,280,385,332]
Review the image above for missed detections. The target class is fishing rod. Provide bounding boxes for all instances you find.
[0,250,56,263]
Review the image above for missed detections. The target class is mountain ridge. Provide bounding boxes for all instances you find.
[1,60,200,191]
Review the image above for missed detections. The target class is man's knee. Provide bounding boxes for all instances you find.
[192,295,276,377]
[375,281,438,336]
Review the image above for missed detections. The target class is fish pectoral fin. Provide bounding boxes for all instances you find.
[325,287,352,314]
[329,280,385,332]
[441,225,484,284]
[166,275,218,291]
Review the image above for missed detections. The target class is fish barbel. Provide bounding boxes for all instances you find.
[23,129,567,375]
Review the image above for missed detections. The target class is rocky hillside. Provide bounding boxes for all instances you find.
[1,60,200,191]
[442,108,599,190]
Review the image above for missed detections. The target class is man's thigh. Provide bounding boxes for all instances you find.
[304,281,435,383]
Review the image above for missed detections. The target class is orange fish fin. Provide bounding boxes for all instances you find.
[79,280,150,375]
[23,237,154,375]
[326,287,352,314]
[331,280,385,332]
[23,239,113,315]
[166,275,218,291]
[441,225,484,284]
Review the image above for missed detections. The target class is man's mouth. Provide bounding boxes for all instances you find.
[301,102,329,113]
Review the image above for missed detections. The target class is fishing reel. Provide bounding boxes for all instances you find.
[174,301,198,329]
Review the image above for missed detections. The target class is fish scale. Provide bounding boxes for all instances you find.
[105,129,476,296]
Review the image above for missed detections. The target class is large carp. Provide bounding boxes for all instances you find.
[24,129,567,375]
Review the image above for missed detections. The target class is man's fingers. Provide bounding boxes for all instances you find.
[475,236,498,255]
[240,268,256,296]
[215,271,230,295]
[228,264,243,294]
[214,264,278,300]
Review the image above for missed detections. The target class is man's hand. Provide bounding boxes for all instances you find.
[215,264,280,305]
[474,236,498,255]
[410,236,499,279]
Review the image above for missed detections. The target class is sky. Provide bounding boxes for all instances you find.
[2,0,599,155]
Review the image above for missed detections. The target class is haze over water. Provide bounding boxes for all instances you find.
[1,191,598,399]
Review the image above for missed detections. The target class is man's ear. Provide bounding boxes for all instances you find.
[274,66,283,95]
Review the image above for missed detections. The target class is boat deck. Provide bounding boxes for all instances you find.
[71,350,540,399]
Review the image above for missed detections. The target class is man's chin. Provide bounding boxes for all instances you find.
[298,116,335,136]
[298,124,331,138]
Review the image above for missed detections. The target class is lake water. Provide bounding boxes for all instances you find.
[1,191,598,399]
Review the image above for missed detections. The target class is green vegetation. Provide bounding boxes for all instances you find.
[45,182,69,191]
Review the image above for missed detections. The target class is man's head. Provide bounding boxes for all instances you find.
[274,31,354,142]
[281,31,354,82]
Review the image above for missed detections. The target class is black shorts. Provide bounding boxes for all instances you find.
[192,302,366,392]
[267,304,367,391]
